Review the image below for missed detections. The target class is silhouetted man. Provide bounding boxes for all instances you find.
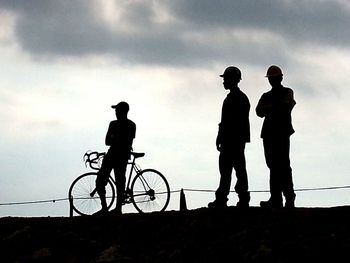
[95,102,136,215]
[208,66,251,208]
[256,65,296,208]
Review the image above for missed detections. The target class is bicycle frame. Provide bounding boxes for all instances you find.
[85,151,152,201]
[125,155,142,191]
[124,156,156,201]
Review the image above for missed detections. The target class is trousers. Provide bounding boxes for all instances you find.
[263,136,295,202]
[95,149,129,209]
[216,142,249,202]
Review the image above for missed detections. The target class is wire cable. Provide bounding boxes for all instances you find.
[0,198,69,206]
[1,185,350,206]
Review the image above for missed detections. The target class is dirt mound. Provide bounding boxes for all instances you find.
[1,206,350,262]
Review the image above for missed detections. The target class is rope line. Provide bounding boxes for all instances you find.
[1,185,350,206]
[0,198,69,206]
[183,185,350,194]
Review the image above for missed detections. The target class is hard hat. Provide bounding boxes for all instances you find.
[220,66,242,80]
[265,65,283,77]
[111,101,129,112]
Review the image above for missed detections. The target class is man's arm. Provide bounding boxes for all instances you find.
[256,94,272,118]
[284,89,296,113]
[124,121,136,150]
[105,123,113,146]
[274,89,296,114]
[216,124,222,151]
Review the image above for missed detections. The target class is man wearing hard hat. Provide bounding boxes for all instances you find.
[256,65,296,208]
[208,66,251,208]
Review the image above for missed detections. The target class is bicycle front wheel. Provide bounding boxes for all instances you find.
[131,169,170,213]
[68,172,115,216]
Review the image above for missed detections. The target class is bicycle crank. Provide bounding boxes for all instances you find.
[90,188,97,197]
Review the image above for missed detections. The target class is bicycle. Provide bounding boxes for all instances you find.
[68,151,170,215]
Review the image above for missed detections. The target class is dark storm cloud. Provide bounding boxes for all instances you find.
[1,0,198,65]
[167,0,350,46]
[2,0,110,55]
[1,0,350,66]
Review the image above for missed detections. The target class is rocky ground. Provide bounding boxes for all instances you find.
[1,206,350,262]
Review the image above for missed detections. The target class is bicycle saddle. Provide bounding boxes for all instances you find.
[131,152,145,158]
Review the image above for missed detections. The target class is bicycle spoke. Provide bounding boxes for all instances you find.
[68,173,115,216]
[131,169,170,213]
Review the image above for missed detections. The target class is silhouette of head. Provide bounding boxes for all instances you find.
[265,65,283,87]
[220,66,241,90]
[265,65,283,77]
[111,101,129,119]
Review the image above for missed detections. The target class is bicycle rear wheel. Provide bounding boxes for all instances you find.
[130,169,170,213]
[68,172,115,216]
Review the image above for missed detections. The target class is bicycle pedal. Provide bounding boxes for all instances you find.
[122,199,132,204]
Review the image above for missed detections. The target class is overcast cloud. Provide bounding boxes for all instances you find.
[1,0,350,66]
[1,0,350,216]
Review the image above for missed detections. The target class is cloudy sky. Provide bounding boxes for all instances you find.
[1,0,350,217]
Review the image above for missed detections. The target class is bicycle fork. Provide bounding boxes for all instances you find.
[135,175,156,200]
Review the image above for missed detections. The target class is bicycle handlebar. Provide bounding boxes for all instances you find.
[83,150,145,170]
[83,151,106,170]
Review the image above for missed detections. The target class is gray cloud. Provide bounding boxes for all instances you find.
[168,0,350,45]
[1,0,349,66]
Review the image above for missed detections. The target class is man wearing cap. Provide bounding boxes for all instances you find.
[208,66,251,208]
[95,101,136,215]
[256,65,296,208]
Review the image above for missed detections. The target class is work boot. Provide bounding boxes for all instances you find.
[110,207,122,216]
[208,200,227,209]
[260,199,283,209]
[236,192,250,208]
[285,194,296,208]
[93,208,108,216]
[110,203,122,215]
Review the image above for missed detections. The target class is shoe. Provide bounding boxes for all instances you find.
[284,201,295,208]
[92,208,108,216]
[208,200,227,209]
[236,201,249,208]
[285,196,296,208]
[237,192,250,208]
[260,199,283,209]
[110,208,122,215]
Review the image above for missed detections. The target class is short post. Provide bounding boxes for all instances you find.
[180,188,188,211]
[69,195,73,217]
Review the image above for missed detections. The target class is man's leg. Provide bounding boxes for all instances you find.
[96,153,113,213]
[261,138,283,208]
[213,151,234,206]
[113,157,128,214]
[279,137,295,208]
[233,143,250,207]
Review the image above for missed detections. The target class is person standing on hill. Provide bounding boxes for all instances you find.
[95,101,136,215]
[208,66,251,208]
[256,65,296,208]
